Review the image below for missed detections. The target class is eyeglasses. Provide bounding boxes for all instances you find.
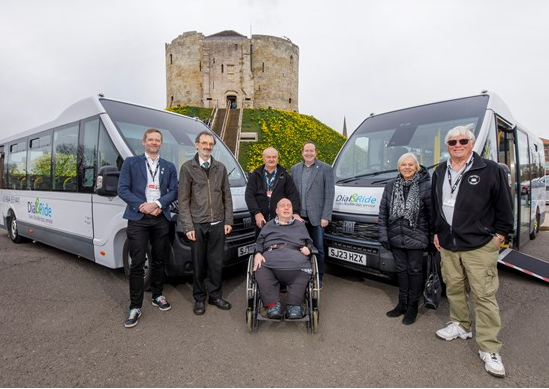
[447,139,471,146]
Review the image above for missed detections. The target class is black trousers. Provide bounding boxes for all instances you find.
[191,222,225,302]
[127,215,170,309]
[303,217,325,279]
[391,247,425,305]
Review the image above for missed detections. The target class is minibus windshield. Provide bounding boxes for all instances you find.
[334,95,489,183]
[101,99,246,187]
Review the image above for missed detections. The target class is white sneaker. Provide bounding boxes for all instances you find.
[479,351,506,378]
[436,321,473,341]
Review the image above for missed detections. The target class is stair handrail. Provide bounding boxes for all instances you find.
[208,100,218,129]
[234,101,244,158]
[219,105,230,141]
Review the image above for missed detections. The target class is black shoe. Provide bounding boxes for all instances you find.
[193,301,205,315]
[386,302,407,318]
[152,295,171,311]
[402,304,418,325]
[208,298,231,310]
[124,308,141,328]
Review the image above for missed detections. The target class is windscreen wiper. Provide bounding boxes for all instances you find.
[370,163,441,185]
[338,162,441,185]
[336,169,399,184]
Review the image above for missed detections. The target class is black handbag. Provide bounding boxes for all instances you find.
[423,254,442,309]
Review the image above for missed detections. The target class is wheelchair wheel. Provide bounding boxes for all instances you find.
[312,309,319,333]
[246,309,253,331]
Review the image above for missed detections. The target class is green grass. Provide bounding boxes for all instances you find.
[165,106,346,171]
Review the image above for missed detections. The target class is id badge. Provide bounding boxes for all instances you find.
[267,190,272,198]
[443,198,456,207]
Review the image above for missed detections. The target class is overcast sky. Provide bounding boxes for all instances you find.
[2,0,549,141]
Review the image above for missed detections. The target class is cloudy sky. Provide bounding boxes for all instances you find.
[2,0,549,141]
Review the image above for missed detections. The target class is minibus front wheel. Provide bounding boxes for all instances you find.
[122,240,152,290]
[7,213,25,244]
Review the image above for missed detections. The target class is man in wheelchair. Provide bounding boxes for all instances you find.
[253,198,314,320]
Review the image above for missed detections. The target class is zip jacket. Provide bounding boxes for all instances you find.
[178,154,233,233]
[431,152,513,251]
[379,166,432,249]
[245,164,300,221]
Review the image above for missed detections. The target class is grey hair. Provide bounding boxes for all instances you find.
[262,147,279,157]
[397,152,420,172]
[444,124,476,143]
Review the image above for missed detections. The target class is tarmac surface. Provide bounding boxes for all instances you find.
[1,231,548,387]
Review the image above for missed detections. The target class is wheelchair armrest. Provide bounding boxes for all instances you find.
[310,246,319,255]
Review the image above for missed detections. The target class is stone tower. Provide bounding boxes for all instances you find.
[165,30,299,111]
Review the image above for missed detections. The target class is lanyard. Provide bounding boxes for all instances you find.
[264,167,277,191]
[447,157,474,195]
[146,160,160,182]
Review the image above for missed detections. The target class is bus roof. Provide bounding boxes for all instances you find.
[0,94,200,145]
[362,91,518,129]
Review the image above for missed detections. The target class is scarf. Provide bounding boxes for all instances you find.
[389,173,421,228]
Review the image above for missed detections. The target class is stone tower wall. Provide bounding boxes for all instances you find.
[165,31,298,111]
[165,31,204,107]
[251,35,299,112]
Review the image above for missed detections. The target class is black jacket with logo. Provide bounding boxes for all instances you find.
[431,152,513,251]
[245,164,300,221]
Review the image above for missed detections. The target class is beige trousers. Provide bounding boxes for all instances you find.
[440,239,502,353]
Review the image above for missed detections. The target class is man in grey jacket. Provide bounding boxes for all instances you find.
[178,131,233,315]
[291,141,335,286]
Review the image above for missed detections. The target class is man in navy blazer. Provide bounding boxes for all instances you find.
[291,141,335,287]
[118,128,178,328]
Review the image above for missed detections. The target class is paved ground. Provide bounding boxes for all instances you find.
[1,231,548,387]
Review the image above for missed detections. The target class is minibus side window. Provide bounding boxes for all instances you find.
[53,123,78,192]
[80,118,100,192]
[27,132,52,191]
[98,123,123,170]
[7,141,27,190]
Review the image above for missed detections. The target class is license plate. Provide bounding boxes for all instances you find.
[238,244,255,257]
[328,247,366,265]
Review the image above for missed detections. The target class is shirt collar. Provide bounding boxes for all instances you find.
[145,152,159,164]
[448,152,474,173]
[198,156,212,166]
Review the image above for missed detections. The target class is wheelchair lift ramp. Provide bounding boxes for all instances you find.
[498,248,549,283]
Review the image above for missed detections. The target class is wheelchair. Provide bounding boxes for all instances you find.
[245,253,320,333]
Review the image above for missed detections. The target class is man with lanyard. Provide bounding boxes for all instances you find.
[291,141,335,288]
[118,128,178,328]
[431,125,513,378]
[178,131,234,315]
[245,147,301,239]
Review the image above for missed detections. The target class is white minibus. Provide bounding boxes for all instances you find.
[0,95,256,283]
[326,91,547,281]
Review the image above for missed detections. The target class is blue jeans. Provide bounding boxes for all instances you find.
[305,221,325,279]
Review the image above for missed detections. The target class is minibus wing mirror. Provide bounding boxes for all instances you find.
[95,166,120,197]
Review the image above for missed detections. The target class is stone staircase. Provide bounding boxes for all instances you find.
[223,109,240,155]
[211,108,226,136]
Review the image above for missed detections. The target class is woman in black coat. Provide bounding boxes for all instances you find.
[379,152,431,325]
